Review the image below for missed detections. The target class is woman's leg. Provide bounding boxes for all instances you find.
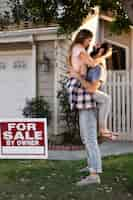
[92,90,111,131]
[79,109,102,174]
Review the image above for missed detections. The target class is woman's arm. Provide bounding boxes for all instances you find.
[79,47,112,67]
[79,52,103,67]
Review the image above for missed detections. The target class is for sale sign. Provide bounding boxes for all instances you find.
[0,119,48,159]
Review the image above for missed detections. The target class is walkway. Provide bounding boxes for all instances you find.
[48,141,133,160]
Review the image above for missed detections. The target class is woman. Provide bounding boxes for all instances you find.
[66,29,117,186]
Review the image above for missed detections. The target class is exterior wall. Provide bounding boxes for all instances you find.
[100,21,131,46]
[37,41,55,137]
[99,20,132,69]
[55,39,70,135]
[37,39,69,138]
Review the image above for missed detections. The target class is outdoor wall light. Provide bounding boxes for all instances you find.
[38,55,50,72]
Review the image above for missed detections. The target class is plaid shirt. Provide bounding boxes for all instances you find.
[65,77,96,111]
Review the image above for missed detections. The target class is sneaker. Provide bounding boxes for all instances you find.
[79,166,90,173]
[76,175,101,186]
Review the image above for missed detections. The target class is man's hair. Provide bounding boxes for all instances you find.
[90,42,109,57]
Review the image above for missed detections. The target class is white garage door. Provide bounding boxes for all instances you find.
[0,50,36,118]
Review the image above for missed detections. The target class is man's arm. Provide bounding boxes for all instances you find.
[80,79,101,93]
[72,72,101,93]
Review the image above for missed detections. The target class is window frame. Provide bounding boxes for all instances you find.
[104,39,129,71]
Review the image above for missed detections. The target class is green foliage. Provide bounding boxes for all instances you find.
[57,76,81,144]
[96,0,117,11]
[110,3,131,34]
[97,0,131,34]
[22,96,51,125]
[23,0,57,24]
[0,12,10,29]
[5,0,132,35]
[111,15,130,34]
[8,0,28,24]
[57,0,91,34]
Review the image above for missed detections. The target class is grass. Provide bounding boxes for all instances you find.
[0,154,133,200]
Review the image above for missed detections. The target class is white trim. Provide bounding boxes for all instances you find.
[0,49,32,56]
[53,40,59,135]
[0,27,58,37]
[104,39,130,70]
[100,14,114,22]
[32,42,37,98]
[0,118,47,122]
[0,26,65,43]
[131,30,133,136]
[131,29,133,70]
[0,35,33,44]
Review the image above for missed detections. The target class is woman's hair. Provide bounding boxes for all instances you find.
[90,42,109,57]
[67,29,93,66]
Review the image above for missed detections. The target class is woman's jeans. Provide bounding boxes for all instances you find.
[79,109,102,173]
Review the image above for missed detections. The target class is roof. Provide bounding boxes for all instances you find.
[0,26,65,44]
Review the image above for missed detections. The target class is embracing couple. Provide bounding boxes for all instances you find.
[66,29,119,186]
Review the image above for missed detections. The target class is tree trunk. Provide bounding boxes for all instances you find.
[120,0,133,24]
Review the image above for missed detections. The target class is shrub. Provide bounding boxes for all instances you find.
[57,76,81,144]
[22,96,51,125]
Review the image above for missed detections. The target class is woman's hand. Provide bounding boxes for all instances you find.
[104,48,112,59]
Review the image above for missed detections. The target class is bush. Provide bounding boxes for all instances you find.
[57,76,81,144]
[22,96,51,125]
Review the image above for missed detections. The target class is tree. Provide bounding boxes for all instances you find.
[6,0,133,34]
[7,0,28,24]
[120,0,133,24]
[22,0,57,24]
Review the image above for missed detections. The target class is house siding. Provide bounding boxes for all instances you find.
[99,20,132,69]
[55,39,70,135]
[37,41,55,136]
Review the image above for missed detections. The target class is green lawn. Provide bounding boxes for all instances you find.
[0,154,133,200]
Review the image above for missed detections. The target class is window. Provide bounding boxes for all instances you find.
[106,43,126,70]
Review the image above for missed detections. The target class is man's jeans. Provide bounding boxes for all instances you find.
[79,109,102,173]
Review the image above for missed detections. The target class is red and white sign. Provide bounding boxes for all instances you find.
[0,119,48,159]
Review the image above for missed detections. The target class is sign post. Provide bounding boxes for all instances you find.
[0,118,48,159]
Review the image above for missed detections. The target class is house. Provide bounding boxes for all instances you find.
[0,26,70,141]
[0,3,133,141]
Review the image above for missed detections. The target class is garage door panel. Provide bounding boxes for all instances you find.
[0,52,35,118]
